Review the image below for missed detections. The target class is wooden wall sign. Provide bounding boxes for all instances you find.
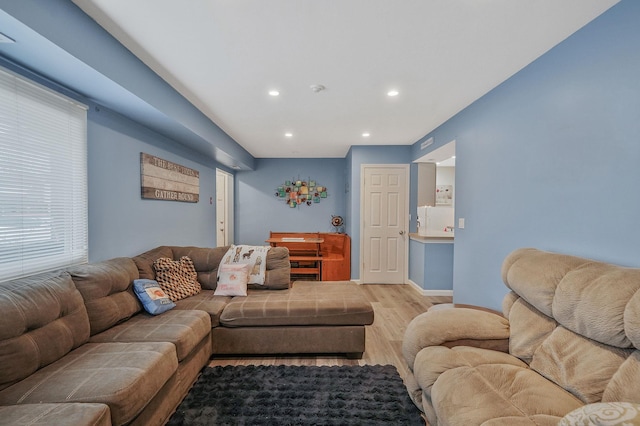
[140,153,199,203]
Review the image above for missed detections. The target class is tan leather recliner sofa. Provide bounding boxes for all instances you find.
[403,247,640,425]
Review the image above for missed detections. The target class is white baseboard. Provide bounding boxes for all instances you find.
[407,279,454,297]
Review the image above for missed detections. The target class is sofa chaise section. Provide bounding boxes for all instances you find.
[213,280,374,358]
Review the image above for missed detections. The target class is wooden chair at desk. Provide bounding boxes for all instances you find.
[318,233,351,281]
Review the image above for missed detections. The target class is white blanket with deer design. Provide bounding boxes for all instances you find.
[219,244,270,285]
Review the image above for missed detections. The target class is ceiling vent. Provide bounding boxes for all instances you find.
[421,137,434,150]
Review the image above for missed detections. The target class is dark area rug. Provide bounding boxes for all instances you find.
[167,364,424,426]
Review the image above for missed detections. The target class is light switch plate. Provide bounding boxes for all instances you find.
[458,218,465,229]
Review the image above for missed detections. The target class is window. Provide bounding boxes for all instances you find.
[0,66,88,282]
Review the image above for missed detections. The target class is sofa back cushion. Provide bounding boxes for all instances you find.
[502,248,640,404]
[133,246,291,291]
[0,271,90,391]
[258,246,291,290]
[68,258,141,335]
[603,351,640,403]
[132,246,174,281]
[171,246,227,289]
[529,326,631,403]
[174,246,291,290]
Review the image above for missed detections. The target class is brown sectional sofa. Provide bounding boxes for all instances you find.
[0,245,374,426]
[403,248,640,425]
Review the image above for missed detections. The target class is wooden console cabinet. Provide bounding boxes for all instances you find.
[267,232,351,281]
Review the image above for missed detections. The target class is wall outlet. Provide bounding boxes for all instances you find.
[458,218,465,229]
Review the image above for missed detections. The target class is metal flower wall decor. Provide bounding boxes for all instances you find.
[275,178,328,208]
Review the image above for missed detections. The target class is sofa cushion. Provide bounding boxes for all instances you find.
[431,364,583,425]
[501,248,589,318]
[133,245,174,280]
[172,289,231,327]
[413,345,529,425]
[0,342,177,426]
[219,281,373,327]
[171,246,228,289]
[530,326,632,404]
[153,256,201,301]
[0,270,90,391]
[68,257,141,335]
[215,263,250,296]
[402,307,510,369]
[603,351,640,403]
[0,403,111,426]
[133,279,176,315]
[553,262,640,348]
[414,346,529,399]
[626,291,640,349]
[89,310,211,361]
[258,245,291,290]
[507,297,556,363]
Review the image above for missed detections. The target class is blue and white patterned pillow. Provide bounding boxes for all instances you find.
[133,279,176,315]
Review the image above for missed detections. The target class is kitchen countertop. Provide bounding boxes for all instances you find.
[409,232,454,243]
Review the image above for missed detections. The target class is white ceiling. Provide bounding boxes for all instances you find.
[71,0,618,159]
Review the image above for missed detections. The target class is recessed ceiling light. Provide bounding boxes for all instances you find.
[362,132,370,137]
[310,84,326,93]
[285,133,293,138]
[387,90,399,97]
[269,90,280,96]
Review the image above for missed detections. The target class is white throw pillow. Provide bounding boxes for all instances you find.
[214,263,250,296]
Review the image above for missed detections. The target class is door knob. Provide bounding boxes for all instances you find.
[399,230,404,235]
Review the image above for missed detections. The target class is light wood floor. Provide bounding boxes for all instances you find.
[208,284,452,383]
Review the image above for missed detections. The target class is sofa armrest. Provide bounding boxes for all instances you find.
[559,402,640,425]
[402,307,510,368]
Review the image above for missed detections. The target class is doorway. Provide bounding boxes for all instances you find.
[360,164,409,284]
[215,169,234,247]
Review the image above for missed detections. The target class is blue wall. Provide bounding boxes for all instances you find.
[0,56,223,263]
[412,0,640,310]
[6,0,639,307]
[409,240,454,292]
[235,158,347,245]
[88,106,220,261]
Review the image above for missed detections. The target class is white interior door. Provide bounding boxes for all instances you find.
[361,165,409,284]
[216,169,234,247]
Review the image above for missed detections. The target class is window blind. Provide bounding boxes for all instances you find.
[0,66,88,282]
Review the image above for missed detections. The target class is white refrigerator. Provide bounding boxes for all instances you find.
[417,206,455,237]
